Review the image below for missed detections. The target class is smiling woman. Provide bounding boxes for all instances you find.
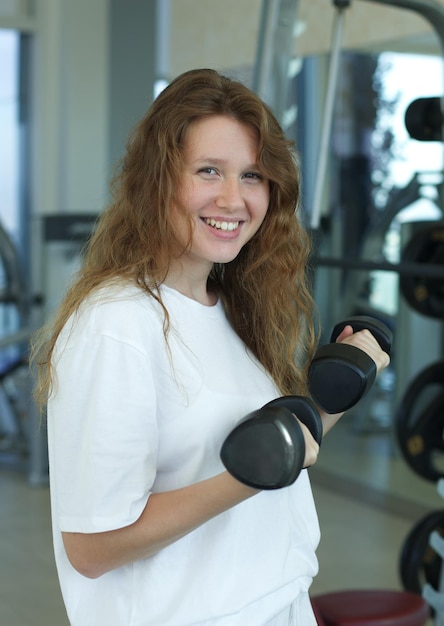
[167,115,270,295]
[30,68,389,626]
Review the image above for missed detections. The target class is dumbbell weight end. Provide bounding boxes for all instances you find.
[220,406,305,489]
[308,315,392,414]
[309,343,377,414]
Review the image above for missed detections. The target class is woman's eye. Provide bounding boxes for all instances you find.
[244,172,263,180]
[198,167,217,175]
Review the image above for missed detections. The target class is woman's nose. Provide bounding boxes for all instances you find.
[216,178,245,210]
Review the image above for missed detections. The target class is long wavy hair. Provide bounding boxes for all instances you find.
[32,68,318,405]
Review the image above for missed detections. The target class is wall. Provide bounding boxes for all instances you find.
[31,0,110,218]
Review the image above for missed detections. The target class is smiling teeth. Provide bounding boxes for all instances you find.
[204,218,239,231]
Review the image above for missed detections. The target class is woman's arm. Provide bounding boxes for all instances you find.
[63,471,257,579]
[62,415,320,580]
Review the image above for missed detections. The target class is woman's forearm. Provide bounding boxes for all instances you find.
[62,472,258,579]
[320,410,345,436]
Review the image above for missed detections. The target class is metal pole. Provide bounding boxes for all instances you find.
[313,256,444,279]
[310,1,350,229]
[253,0,281,101]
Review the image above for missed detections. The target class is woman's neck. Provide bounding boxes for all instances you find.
[163,266,217,306]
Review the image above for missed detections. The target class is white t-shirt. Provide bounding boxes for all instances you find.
[48,282,320,626]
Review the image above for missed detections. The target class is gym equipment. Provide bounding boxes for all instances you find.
[313,251,444,281]
[263,395,323,444]
[399,392,444,482]
[311,601,327,626]
[0,217,36,476]
[405,96,443,142]
[253,0,300,128]
[311,589,429,626]
[395,361,444,482]
[308,316,392,414]
[399,223,444,320]
[0,355,30,459]
[221,315,392,489]
[308,0,444,232]
[220,396,321,490]
[400,510,444,595]
[220,406,305,490]
[0,220,29,322]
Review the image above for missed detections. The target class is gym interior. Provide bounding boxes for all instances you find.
[1,1,443,624]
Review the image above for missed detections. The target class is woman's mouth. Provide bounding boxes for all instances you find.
[203,218,240,231]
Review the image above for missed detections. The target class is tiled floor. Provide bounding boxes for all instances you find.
[0,468,68,626]
[311,413,438,591]
[0,406,439,625]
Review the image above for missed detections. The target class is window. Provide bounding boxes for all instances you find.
[0,28,31,365]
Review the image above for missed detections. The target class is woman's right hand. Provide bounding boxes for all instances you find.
[296,417,320,468]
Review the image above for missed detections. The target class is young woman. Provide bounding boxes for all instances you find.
[33,68,389,625]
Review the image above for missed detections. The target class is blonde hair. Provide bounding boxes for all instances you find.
[32,68,317,404]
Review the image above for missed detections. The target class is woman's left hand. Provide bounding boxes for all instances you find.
[318,324,391,435]
[334,324,391,374]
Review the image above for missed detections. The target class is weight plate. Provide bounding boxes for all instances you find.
[395,361,444,482]
[403,393,444,482]
[399,223,444,319]
[400,510,444,594]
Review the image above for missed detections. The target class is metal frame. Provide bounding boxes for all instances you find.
[254,0,444,226]
[310,0,444,228]
[363,0,444,54]
[253,0,301,124]
[311,4,444,622]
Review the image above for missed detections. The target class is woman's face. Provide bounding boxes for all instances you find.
[174,115,270,274]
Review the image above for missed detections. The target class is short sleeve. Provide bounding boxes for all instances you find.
[48,300,159,534]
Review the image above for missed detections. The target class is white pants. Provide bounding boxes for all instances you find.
[265,592,317,626]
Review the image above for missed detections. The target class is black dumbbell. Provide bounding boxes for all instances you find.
[308,315,392,414]
[220,396,322,490]
[264,396,323,445]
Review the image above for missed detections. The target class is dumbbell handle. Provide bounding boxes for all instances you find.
[330,315,392,355]
[264,396,322,445]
